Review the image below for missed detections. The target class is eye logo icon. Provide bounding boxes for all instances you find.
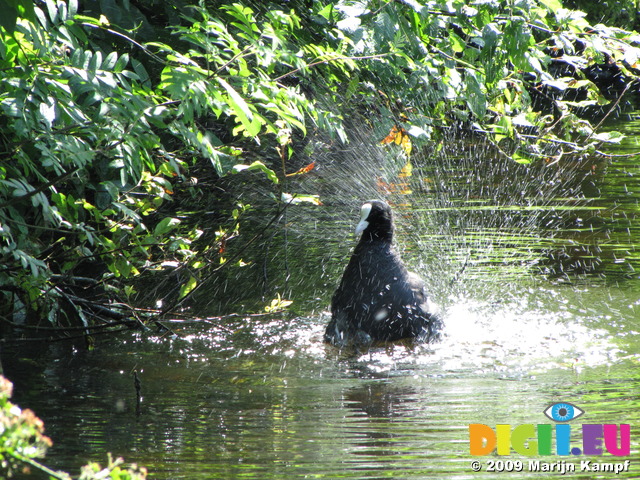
[543,402,584,422]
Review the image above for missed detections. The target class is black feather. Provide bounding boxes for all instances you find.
[325,200,441,346]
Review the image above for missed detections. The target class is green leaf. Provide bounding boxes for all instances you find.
[0,0,18,32]
[464,72,486,120]
[0,2,30,32]
[217,77,262,137]
[67,0,77,18]
[538,0,563,11]
[154,217,181,237]
[511,150,533,164]
[280,192,322,205]
[179,275,197,300]
[232,161,279,184]
[131,58,150,86]
[449,31,466,54]
[102,51,118,71]
[264,293,293,313]
[504,20,533,71]
[44,0,59,23]
[591,131,624,144]
[113,52,129,73]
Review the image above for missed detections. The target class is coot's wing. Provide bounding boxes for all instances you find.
[407,271,427,305]
[327,245,394,344]
[407,271,442,341]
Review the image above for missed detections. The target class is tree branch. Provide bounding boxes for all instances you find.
[0,167,79,210]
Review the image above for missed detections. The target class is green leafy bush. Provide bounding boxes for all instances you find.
[0,377,52,477]
[323,0,637,162]
[0,0,336,325]
[1,0,639,327]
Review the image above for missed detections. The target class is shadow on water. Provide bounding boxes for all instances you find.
[4,121,640,478]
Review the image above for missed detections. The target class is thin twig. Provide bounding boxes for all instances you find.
[585,79,638,143]
[0,167,79,210]
[213,44,254,76]
[428,46,481,71]
[80,22,166,64]
[0,326,132,344]
[594,149,640,158]
[272,53,392,82]
[0,318,127,332]
[9,452,70,480]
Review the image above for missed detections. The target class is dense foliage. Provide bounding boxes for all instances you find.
[1,0,640,332]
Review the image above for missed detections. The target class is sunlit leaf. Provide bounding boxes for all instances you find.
[399,161,412,178]
[154,217,181,236]
[399,131,412,156]
[264,293,293,313]
[591,131,625,143]
[380,125,412,156]
[178,275,197,300]
[449,32,466,53]
[280,192,322,205]
[232,161,279,184]
[512,151,533,164]
[217,77,262,137]
[538,0,563,11]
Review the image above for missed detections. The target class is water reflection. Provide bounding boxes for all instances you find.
[4,283,640,479]
[4,127,640,479]
[345,382,418,418]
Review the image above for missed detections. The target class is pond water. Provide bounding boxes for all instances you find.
[3,121,640,479]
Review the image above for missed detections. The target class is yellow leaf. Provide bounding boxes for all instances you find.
[380,125,412,156]
[400,132,412,156]
[380,125,401,145]
[399,161,412,178]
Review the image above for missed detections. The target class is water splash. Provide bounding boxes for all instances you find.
[177,104,638,382]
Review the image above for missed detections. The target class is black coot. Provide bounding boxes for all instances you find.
[324,200,441,346]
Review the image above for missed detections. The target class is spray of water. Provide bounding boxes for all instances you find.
[177,111,626,376]
[169,39,635,376]
[272,107,624,374]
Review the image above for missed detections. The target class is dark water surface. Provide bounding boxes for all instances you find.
[4,123,640,478]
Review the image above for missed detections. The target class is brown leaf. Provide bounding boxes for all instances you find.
[285,161,316,177]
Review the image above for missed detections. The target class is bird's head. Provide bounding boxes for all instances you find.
[355,200,394,242]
